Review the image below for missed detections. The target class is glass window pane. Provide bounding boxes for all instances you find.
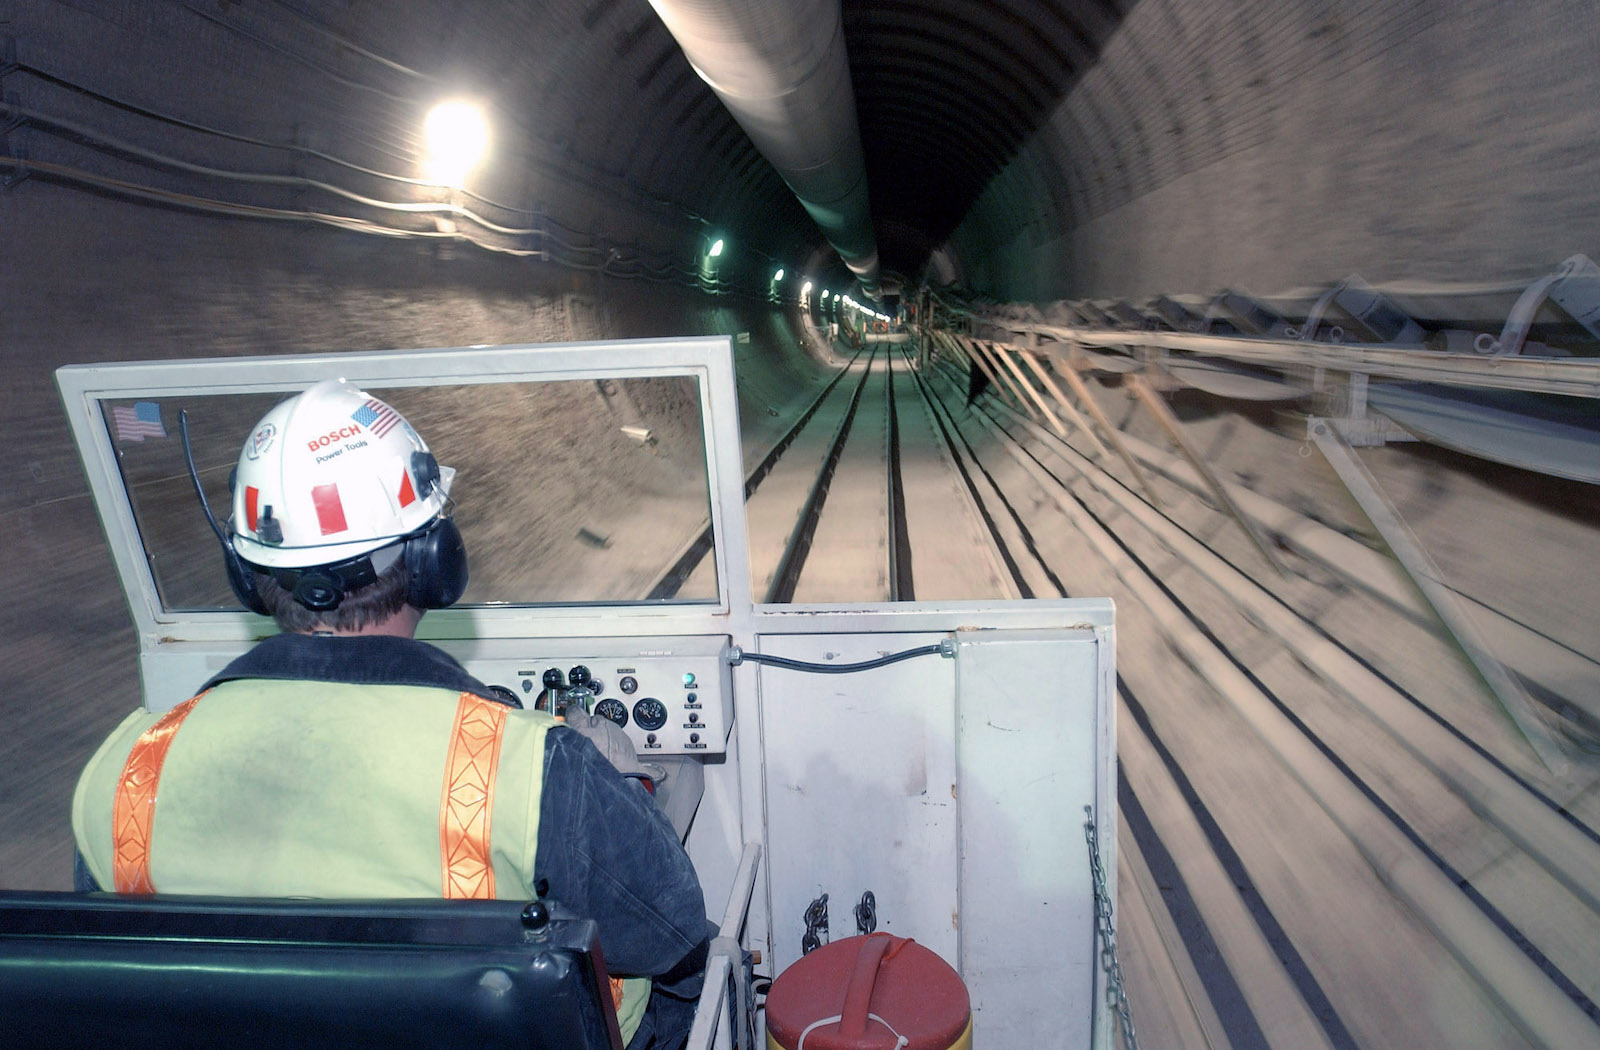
[100,375,718,612]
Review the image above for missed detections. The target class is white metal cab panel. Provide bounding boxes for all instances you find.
[58,338,1116,1048]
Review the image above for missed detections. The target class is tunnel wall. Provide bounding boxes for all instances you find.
[0,176,827,890]
[949,0,1600,301]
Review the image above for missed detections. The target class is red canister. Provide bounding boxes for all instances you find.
[766,934,972,1050]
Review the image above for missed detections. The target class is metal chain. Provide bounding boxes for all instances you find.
[1084,805,1139,1050]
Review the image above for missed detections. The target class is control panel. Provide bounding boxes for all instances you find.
[463,635,732,756]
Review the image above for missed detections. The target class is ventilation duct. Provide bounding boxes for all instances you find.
[648,0,881,296]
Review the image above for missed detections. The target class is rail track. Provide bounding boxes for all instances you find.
[914,340,1600,1049]
[662,332,1600,1049]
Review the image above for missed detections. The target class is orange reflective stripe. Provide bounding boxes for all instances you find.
[111,693,206,894]
[439,692,508,899]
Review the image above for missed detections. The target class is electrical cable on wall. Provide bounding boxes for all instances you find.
[0,151,760,294]
[0,97,680,257]
[8,58,714,230]
[259,0,442,84]
[3,33,817,302]
[178,1,414,103]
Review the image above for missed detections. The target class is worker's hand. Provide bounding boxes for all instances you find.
[559,710,664,789]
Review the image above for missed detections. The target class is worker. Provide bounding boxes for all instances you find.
[70,379,708,1049]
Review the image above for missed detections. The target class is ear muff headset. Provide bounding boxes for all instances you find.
[254,515,469,614]
[403,514,468,609]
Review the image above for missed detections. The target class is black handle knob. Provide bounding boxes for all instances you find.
[542,668,565,689]
[568,665,591,687]
[521,900,550,931]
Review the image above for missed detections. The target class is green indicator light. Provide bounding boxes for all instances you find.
[683,672,697,687]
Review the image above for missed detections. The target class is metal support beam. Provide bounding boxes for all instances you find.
[1482,254,1600,354]
[1297,275,1423,345]
[996,325,1600,399]
[1151,295,1201,332]
[1307,417,1570,774]
[1202,291,1292,337]
[933,330,998,408]
[972,338,1041,419]
[1321,371,1418,448]
[1038,343,1163,506]
[957,334,1037,421]
[1015,347,1110,459]
[931,330,983,398]
[1126,373,1287,575]
[986,340,1075,442]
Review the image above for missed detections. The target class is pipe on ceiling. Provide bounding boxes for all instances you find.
[647,0,881,295]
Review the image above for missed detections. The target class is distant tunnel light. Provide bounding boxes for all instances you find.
[423,100,490,188]
[821,289,829,298]
[801,281,813,294]
[708,239,724,258]
[773,268,784,281]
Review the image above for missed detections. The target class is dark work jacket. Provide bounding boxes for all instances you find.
[78,632,709,1049]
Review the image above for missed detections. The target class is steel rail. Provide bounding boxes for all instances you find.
[884,351,914,600]
[1112,422,1600,730]
[765,349,879,604]
[1117,720,1323,1050]
[917,356,1339,1047]
[990,399,1600,918]
[899,343,1061,600]
[950,389,1600,1050]
[1117,811,1242,1050]
[646,347,868,600]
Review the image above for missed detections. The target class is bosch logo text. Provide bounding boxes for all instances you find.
[308,425,363,451]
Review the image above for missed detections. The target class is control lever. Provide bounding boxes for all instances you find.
[563,665,596,717]
[538,668,566,715]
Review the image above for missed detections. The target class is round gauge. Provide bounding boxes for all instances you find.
[486,685,523,709]
[619,676,639,694]
[632,697,668,732]
[594,698,629,728]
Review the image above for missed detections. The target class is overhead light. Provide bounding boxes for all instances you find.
[422,100,490,189]
[821,290,829,299]
[773,269,784,281]
[801,281,813,294]
[708,239,724,258]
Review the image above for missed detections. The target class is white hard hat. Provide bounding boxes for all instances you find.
[230,380,455,569]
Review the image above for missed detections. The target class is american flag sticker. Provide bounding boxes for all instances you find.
[111,402,167,442]
[311,483,349,535]
[350,398,401,438]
